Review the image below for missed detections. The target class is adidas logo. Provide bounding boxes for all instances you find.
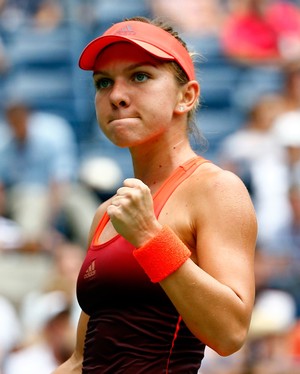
[84,260,96,279]
[114,25,136,36]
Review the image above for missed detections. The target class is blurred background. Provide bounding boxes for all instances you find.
[0,0,300,373]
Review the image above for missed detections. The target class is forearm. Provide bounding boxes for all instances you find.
[132,224,254,355]
[160,259,254,356]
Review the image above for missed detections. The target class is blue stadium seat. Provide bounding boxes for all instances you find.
[4,68,74,122]
[197,62,241,109]
[184,34,224,64]
[4,20,90,140]
[231,65,284,112]
[7,23,73,71]
[91,0,150,35]
[194,108,245,161]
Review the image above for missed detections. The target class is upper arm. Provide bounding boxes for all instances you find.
[51,311,89,373]
[73,311,89,361]
[70,203,111,359]
[196,169,257,306]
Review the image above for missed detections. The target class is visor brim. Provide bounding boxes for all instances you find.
[79,35,175,70]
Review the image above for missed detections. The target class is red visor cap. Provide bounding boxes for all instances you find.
[78,21,195,81]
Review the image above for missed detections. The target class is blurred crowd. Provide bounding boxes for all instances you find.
[0,0,300,373]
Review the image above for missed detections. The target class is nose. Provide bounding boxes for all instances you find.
[109,79,130,109]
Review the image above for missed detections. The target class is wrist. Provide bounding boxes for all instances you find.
[135,222,163,248]
[133,225,191,283]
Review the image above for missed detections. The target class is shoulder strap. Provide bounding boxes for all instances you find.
[91,211,110,246]
[153,157,210,217]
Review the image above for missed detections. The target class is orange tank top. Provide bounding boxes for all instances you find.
[77,156,209,373]
[92,156,209,246]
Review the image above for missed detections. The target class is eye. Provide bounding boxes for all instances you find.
[133,72,149,83]
[94,77,113,90]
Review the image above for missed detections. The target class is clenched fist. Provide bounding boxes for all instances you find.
[107,178,162,247]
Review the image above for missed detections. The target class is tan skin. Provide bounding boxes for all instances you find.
[52,42,257,373]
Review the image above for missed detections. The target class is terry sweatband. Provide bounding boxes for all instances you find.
[133,225,191,283]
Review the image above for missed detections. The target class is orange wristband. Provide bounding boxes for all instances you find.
[133,225,191,283]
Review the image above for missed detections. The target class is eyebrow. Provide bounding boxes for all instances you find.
[93,61,159,77]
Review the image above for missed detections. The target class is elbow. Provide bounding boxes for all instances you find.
[211,326,249,357]
[214,339,245,357]
[210,300,254,356]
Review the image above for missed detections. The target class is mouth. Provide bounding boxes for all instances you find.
[108,116,139,125]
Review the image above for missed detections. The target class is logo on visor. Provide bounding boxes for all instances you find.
[114,25,136,36]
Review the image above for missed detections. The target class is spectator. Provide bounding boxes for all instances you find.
[43,242,83,300]
[247,111,300,331]
[42,241,84,326]
[218,94,289,245]
[0,295,22,372]
[0,100,76,251]
[288,318,300,364]
[273,110,300,187]
[0,216,24,251]
[0,36,8,75]
[0,0,63,32]
[246,289,299,373]
[30,0,64,31]
[3,291,75,374]
[200,288,300,373]
[199,344,247,373]
[221,0,300,65]
[0,100,99,251]
[281,59,300,111]
[264,111,300,255]
[150,0,226,36]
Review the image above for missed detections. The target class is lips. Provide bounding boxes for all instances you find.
[108,115,139,124]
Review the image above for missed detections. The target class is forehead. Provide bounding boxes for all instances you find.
[94,42,161,71]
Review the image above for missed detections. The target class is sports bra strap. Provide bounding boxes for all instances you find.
[153,156,209,217]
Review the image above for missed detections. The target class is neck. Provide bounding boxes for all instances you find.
[129,137,196,194]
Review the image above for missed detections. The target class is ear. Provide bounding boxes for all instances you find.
[174,80,200,115]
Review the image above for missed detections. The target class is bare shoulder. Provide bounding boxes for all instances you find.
[94,198,113,220]
[192,161,254,204]
[187,161,257,229]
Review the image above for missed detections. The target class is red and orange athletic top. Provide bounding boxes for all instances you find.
[77,157,208,373]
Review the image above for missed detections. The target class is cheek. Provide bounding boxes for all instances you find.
[154,97,177,121]
[94,94,106,123]
[145,73,179,108]
[149,85,179,119]
[145,104,176,134]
